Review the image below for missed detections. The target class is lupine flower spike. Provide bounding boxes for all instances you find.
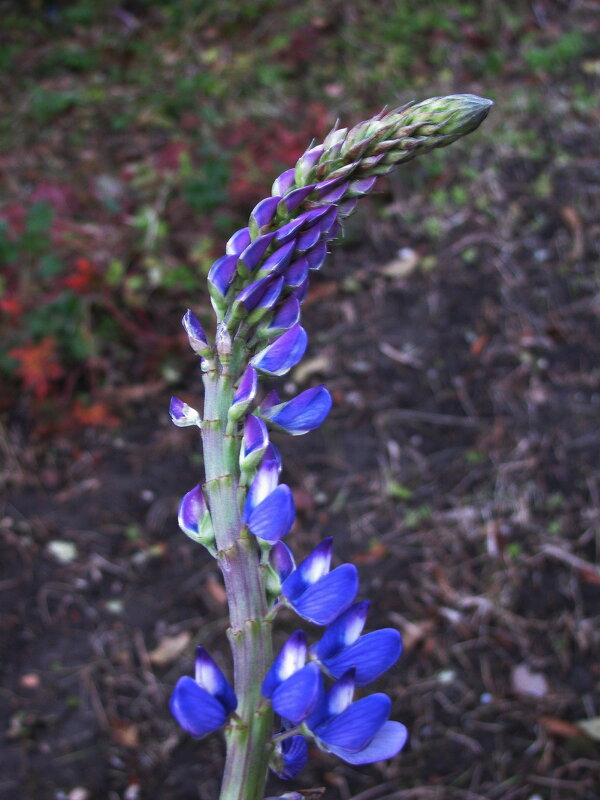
[167,94,492,799]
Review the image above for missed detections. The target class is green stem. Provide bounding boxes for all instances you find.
[202,371,274,800]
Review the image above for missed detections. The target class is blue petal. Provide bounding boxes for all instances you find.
[283,184,315,212]
[251,196,281,229]
[270,541,296,583]
[170,676,227,738]
[261,389,281,412]
[232,365,258,406]
[265,386,332,435]
[251,324,308,377]
[337,198,358,218]
[326,720,408,765]
[266,297,300,333]
[319,181,349,203]
[239,232,276,271]
[225,227,251,255]
[182,310,208,352]
[241,415,268,458]
[178,484,208,537]
[285,257,309,289]
[317,206,338,234]
[324,669,355,718]
[314,693,391,752]
[271,168,296,196]
[295,145,324,181]
[169,396,199,427]
[208,254,238,297]
[243,452,280,521]
[251,276,283,313]
[291,277,309,303]
[271,663,322,724]
[262,630,306,698]
[235,276,274,312]
[306,240,327,271]
[291,564,358,625]
[350,176,377,196]
[257,240,296,278]
[274,216,307,244]
[248,485,295,543]
[281,538,332,602]
[278,734,308,779]
[296,225,321,253]
[313,601,369,661]
[195,647,237,714]
[323,629,402,687]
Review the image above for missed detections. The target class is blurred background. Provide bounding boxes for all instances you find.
[1,2,599,799]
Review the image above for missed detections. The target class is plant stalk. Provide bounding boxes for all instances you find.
[202,371,274,800]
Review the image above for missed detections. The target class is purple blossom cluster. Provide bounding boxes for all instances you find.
[171,533,406,778]
[165,96,492,796]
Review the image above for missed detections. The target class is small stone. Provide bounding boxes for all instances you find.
[511,664,548,698]
[20,673,40,689]
[47,540,78,565]
[68,790,89,800]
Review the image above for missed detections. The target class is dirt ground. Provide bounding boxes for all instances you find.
[1,3,600,800]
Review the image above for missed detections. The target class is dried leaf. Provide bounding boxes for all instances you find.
[379,247,419,279]
[148,631,191,666]
[576,717,600,741]
[539,716,581,738]
[111,719,139,748]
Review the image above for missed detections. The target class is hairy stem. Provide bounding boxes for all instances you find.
[202,372,274,800]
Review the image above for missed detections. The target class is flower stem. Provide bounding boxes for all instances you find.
[202,371,274,800]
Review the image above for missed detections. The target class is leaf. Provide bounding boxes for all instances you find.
[148,632,191,667]
[576,717,600,741]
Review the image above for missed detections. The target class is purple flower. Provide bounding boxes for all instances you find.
[262,631,322,724]
[273,215,308,245]
[256,240,296,279]
[170,647,237,739]
[250,196,281,234]
[225,227,251,255]
[229,365,258,421]
[169,396,200,427]
[296,225,321,253]
[178,484,214,551]
[238,232,276,272]
[271,734,308,779]
[306,240,327,271]
[306,671,407,764]
[269,540,295,584]
[282,185,315,213]
[312,602,402,686]
[239,415,269,470]
[182,309,210,356]
[242,444,282,522]
[271,168,296,196]
[295,145,324,184]
[260,297,301,338]
[247,484,295,543]
[281,538,359,626]
[233,275,276,314]
[259,385,332,436]
[207,254,238,302]
[250,324,308,377]
[285,257,309,289]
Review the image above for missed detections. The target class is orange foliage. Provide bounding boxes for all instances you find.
[9,337,65,400]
